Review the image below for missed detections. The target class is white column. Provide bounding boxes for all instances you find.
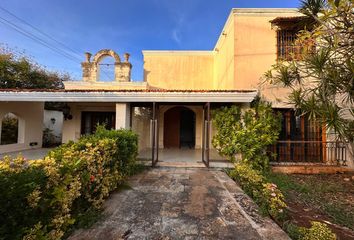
[115,103,131,129]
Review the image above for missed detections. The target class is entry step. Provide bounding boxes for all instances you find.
[157,162,206,168]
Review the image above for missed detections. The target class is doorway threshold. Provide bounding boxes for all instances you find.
[156,161,206,168]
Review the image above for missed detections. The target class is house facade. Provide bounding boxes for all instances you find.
[0,9,351,168]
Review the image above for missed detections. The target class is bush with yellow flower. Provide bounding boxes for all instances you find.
[0,126,138,239]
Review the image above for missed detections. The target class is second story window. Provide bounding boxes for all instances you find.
[277,29,300,60]
[271,16,315,61]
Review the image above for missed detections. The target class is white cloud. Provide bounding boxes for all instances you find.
[171,29,181,44]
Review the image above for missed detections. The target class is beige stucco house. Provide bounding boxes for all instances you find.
[0,8,351,168]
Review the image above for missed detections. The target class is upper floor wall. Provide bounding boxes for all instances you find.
[143,51,214,90]
[65,9,302,100]
[143,8,302,96]
[231,9,301,90]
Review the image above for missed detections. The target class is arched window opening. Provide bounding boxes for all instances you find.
[98,56,115,82]
[1,113,19,145]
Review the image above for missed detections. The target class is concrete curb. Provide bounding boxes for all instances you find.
[213,171,291,240]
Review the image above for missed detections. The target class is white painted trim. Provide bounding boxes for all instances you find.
[232,8,299,14]
[0,91,258,103]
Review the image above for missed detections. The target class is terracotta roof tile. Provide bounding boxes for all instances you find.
[270,16,308,24]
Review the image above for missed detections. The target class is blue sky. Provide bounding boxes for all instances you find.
[0,0,300,81]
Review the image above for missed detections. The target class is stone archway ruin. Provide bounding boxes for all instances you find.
[81,49,132,82]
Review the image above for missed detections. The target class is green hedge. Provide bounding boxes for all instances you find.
[0,163,48,240]
[228,163,287,219]
[0,127,138,240]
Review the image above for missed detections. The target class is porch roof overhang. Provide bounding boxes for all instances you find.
[0,89,258,103]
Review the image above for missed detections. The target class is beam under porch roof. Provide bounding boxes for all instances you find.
[0,90,258,103]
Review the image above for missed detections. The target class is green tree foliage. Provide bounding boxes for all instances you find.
[0,46,68,89]
[212,102,281,171]
[264,0,354,144]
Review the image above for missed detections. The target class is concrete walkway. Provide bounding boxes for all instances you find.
[69,168,289,240]
[138,149,234,168]
[0,148,53,160]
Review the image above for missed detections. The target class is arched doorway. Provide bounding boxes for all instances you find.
[0,112,19,145]
[164,107,196,148]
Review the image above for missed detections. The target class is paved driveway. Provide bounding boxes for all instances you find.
[69,168,289,240]
[0,148,52,160]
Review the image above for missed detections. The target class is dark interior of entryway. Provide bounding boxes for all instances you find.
[81,111,115,135]
[164,107,195,149]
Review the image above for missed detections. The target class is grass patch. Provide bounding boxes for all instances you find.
[266,173,354,231]
[323,203,353,229]
[265,172,310,195]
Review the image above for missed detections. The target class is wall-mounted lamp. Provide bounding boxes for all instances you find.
[62,104,73,120]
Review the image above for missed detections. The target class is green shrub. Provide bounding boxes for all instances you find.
[212,102,281,171]
[282,221,337,240]
[0,157,47,239]
[229,163,287,219]
[229,163,265,197]
[261,182,287,218]
[90,125,138,176]
[0,127,138,240]
[48,137,120,208]
[299,222,336,240]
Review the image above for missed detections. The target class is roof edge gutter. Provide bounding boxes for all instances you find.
[0,91,258,103]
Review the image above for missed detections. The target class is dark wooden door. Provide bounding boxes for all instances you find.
[272,109,323,162]
[164,108,180,148]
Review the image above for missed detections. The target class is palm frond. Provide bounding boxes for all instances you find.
[300,0,326,17]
